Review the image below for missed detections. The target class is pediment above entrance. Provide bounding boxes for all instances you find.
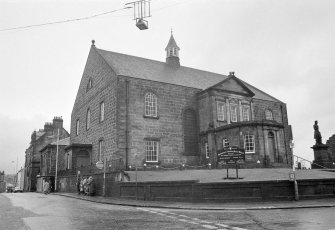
[209,75,255,97]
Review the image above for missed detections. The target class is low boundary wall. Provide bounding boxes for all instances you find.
[114,179,335,202]
[57,174,335,202]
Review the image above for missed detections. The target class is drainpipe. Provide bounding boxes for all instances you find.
[125,79,130,170]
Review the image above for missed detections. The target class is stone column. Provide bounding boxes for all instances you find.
[250,101,255,121]
[226,98,230,124]
[207,131,217,168]
[239,100,243,121]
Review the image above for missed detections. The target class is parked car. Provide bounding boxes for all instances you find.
[14,187,23,193]
[6,185,14,193]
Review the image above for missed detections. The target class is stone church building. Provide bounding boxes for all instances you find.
[67,35,293,170]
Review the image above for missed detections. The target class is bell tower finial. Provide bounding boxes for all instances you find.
[165,31,180,67]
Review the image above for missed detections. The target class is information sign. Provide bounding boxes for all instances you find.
[217,146,245,164]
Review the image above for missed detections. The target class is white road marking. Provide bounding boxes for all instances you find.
[216,223,229,227]
[187,221,200,225]
[232,227,248,230]
[201,220,214,224]
[137,208,249,230]
[202,224,218,229]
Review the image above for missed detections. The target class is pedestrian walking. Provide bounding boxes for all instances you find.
[43,179,50,195]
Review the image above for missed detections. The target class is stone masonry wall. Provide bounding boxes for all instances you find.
[117,77,201,167]
[71,46,119,164]
[198,92,292,167]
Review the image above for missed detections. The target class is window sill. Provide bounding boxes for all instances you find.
[143,115,159,119]
[245,152,255,154]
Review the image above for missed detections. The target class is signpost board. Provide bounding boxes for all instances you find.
[217,147,245,179]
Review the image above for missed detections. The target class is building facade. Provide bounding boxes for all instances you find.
[38,137,70,192]
[68,35,293,171]
[24,117,69,191]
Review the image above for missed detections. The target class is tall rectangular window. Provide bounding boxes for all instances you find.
[145,140,159,162]
[76,119,79,136]
[98,140,104,161]
[67,153,71,169]
[217,101,225,121]
[100,102,105,122]
[230,104,238,122]
[205,142,209,158]
[244,134,255,153]
[145,93,157,117]
[242,106,250,121]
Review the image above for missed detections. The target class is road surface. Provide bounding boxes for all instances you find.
[1,193,335,230]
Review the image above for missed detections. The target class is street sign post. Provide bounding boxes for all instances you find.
[217,147,245,179]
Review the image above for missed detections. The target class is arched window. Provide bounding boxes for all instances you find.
[169,48,173,57]
[144,92,157,117]
[173,48,177,56]
[87,78,93,91]
[265,110,273,120]
[86,109,91,130]
[100,101,105,122]
[76,119,80,136]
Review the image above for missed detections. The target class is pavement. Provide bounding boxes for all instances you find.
[52,192,335,211]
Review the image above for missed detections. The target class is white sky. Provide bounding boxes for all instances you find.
[1,0,334,174]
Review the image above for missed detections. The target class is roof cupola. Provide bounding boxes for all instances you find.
[165,30,180,67]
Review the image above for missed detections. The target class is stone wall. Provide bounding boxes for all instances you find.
[71,46,119,164]
[114,179,335,202]
[118,76,201,167]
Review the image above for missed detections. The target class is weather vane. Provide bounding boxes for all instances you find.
[125,0,151,30]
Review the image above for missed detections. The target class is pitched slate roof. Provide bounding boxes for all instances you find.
[96,48,281,103]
